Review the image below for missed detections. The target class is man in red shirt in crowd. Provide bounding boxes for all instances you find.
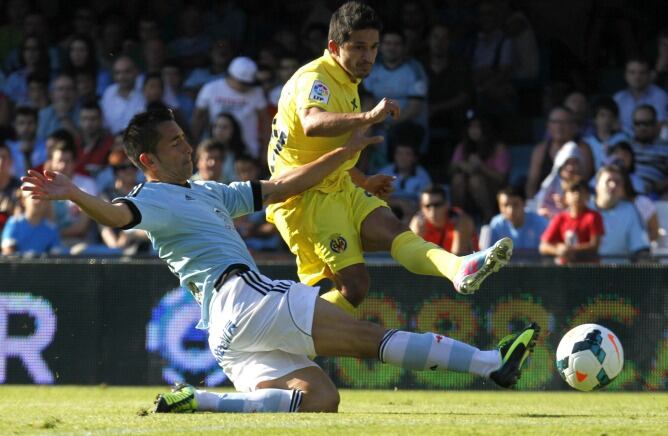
[539,179,604,264]
[410,185,478,255]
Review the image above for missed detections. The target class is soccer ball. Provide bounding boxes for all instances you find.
[555,323,624,391]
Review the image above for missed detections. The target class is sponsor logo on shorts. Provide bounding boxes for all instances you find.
[309,80,330,104]
[329,233,347,254]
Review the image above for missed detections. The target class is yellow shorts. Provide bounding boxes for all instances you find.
[268,178,388,285]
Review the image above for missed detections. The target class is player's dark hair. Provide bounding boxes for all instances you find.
[328,1,382,45]
[497,184,526,201]
[15,106,38,121]
[123,108,175,169]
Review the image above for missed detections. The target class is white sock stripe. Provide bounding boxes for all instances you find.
[290,389,302,412]
[378,329,399,362]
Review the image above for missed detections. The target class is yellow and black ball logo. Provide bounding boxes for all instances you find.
[329,234,348,253]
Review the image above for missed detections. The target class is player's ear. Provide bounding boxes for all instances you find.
[327,39,339,56]
[138,153,154,169]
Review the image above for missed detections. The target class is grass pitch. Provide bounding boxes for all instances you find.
[1,387,667,435]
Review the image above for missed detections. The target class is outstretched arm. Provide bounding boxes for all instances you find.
[21,170,134,228]
[260,128,383,205]
[300,98,400,137]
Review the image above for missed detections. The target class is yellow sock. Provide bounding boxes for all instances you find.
[320,289,357,315]
[390,231,462,282]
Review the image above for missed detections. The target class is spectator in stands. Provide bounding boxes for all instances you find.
[95,15,126,71]
[0,142,21,234]
[184,38,233,95]
[162,61,195,124]
[7,106,47,177]
[36,74,80,141]
[47,140,98,249]
[526,106,594,198]
[617,164,660,244]
[483,185,548,256]
[500,1,539,82]
[471,1,516,120]
[191,140,225,182]
[97,149,151,255]
[378,122,432,223]
[168,5,213,71]
[614,57,668,134]
[606,141,645,197]
[76,100,114,178]
[362,28,428,170]
[539,179,603,265]
[1,188,64,256]
[629,104,668,198]
[142,73,167,107]
[450,113,509,223]
[563,91,593,137]
[593,165,650,262]
[269,54,300,107]
[424,23,473,169]
[302,23,329,61]
[26,73,50,110]
[233,154,284,252]
[410,185,478,255]
[210,112,247,183]
[3,36,51,106]
[653,28,668,91]
[62,34,112,97]
[101,56,145,135]
[0,0,28,65]
[583,96,630,171]
[535,141,584,219]
[192,57,269,160]
[400,0,431,59]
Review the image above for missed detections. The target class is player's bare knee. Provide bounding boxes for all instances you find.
[299,387,340,413]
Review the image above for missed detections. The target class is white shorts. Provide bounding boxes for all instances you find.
[207,270,319,392]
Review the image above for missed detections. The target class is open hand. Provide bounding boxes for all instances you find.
[21,169,76,201]
[346,126,383,154]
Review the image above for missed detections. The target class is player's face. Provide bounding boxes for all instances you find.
[151,121,193,183]
[332,29,379,79]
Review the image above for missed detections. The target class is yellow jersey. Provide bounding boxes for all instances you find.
[267,50,361,194]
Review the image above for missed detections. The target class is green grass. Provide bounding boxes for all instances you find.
[1,387,667,435]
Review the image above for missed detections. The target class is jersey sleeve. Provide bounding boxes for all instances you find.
[295,71,333,112]
[112,188,171,232]
[218,180,262,218]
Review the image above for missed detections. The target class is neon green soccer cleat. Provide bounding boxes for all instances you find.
[153,383,198,413]
[490,322,540,388]
[453,237,513,295]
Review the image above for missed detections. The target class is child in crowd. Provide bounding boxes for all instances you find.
[539,179,603,264]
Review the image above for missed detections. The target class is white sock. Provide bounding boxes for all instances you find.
[194,388,302,413]
[378,330,501,378]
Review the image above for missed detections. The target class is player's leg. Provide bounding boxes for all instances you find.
[256,366,340,412]
[360,205,514,294]
[311,298,540,388]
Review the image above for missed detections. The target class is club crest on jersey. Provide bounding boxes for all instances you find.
[309,80,330,104]
[329,234,347,253]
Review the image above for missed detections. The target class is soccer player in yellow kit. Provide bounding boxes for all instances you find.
[267,1,513,315]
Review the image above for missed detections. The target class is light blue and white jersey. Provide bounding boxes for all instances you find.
[114,179,261,329]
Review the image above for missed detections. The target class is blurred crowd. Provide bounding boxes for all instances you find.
[0,0,667,264]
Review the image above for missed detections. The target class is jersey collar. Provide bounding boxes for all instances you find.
[322,49,361,86]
